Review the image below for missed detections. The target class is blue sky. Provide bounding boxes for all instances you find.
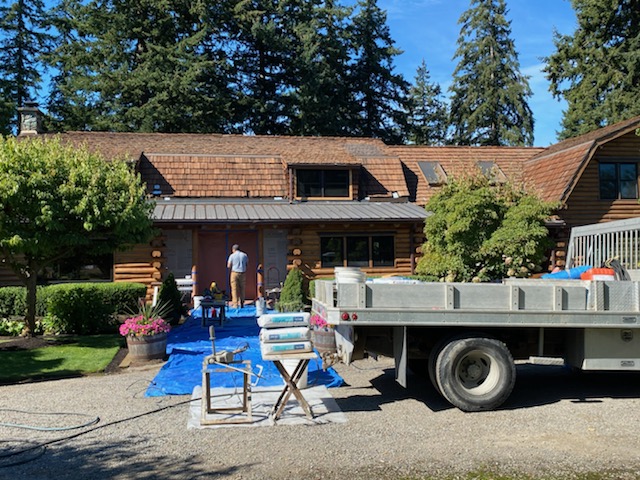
[376,0,577,146]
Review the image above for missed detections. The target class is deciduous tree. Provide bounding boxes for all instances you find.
[0,137,154,335]
[417,175,556,282]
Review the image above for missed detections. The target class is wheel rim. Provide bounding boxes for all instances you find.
[454,349,500,396]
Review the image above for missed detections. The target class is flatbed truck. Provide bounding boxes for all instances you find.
[311,276,640,411]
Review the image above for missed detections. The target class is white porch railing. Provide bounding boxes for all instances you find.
[566,217,640,271]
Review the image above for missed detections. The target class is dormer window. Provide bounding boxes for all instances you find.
[417,161,447,186]
[477,161,507,183]
[296,169,350,198]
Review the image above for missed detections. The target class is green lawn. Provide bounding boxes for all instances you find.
[0,335,123,384]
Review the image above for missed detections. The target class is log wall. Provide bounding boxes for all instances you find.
[114,236,165,301]
[286,221,424,280]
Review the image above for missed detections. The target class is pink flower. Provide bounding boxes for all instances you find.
[119,313,171,337]
[310,314,328,329]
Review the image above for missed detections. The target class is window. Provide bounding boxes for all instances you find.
[41,253,113,282]
[599,162,638,200]
[417,161,447,185]
[296,169,350,198]
[320,235,394,268]
[476,161,507,183]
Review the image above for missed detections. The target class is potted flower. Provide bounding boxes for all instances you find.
[120,300,172,361]
[310,314,336,355]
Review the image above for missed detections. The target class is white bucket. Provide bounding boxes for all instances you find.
[282,358,308,389]
[335,267,366,284]
[255,297,266,316]
[193,296,204,309]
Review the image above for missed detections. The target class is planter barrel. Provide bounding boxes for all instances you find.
[126,332,168,361]
[311,327,337,355]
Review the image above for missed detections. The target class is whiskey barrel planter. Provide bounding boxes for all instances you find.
[126,332,168,361]
[311,326,337,355]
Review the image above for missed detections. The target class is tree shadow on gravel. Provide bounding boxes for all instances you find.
[334,364,640,413]
[1,436,256,479]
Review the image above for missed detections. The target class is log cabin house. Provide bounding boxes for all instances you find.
[7,105,640,301]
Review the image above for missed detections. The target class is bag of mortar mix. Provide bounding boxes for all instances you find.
[260,326,310,343]
[260,341,313,355]
[257,312,310,328]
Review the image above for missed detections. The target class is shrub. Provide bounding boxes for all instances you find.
[158,272,186,325]
[43,282,146,335]
[0,318,26,336]
[416,175,557,282]
[276,267,307,312]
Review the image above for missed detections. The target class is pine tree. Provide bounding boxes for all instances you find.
[407,59,448,145]
[46,0,233,133]
[347,0,409,144]
[0,0,51,134]
[544,0,640,140]
[449,0,534,146]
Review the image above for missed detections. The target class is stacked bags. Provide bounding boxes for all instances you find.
[258,312,312,356]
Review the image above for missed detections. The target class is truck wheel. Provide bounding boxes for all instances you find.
[428,337,450,395]
[435,336,515,412]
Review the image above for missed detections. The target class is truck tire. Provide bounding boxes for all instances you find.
[428,337,450,395]
[435,335,515,412]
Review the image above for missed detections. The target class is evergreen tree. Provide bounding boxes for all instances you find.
[288,0,354,136]
[449,0,534,146]
[230,0,294,135]
[46,0,233,132]
[544,0,640,140]
[407,59,448,145]
[347,0,409,144]
[0,0,51,134]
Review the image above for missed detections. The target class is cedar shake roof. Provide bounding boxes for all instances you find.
[44,131,407,200]
[359,157,410,198]
[140,154,287,198]
[524,115,640,203]
[388,145,543,206]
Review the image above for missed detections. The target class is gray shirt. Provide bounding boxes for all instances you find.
[227,250,248,272]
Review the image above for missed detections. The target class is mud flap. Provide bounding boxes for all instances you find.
[393,326,408,388]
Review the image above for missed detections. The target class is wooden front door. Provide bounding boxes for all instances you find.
[197,230,259,301]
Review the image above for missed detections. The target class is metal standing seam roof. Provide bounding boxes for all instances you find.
[153,199,429,223]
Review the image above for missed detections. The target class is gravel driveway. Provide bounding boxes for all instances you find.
[1,356,640,480]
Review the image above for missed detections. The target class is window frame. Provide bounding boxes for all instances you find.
[598,160,639,200]
[320,233,395,268]
[295,168,352,199]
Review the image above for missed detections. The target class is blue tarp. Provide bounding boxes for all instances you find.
[144,305,344,397]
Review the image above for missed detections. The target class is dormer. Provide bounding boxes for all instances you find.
[294,167,353,200]
[477,161,507,184]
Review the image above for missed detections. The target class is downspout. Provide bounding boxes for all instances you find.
[410,224,415,275]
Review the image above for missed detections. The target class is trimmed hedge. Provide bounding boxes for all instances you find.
[0,282,146,335]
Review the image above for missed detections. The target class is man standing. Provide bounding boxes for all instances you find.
[227,244,248,309]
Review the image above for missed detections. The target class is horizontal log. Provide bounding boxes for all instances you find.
[113,276,156,284]
[114,266,159,275]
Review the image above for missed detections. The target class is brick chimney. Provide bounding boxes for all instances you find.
[17,101,43,135]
